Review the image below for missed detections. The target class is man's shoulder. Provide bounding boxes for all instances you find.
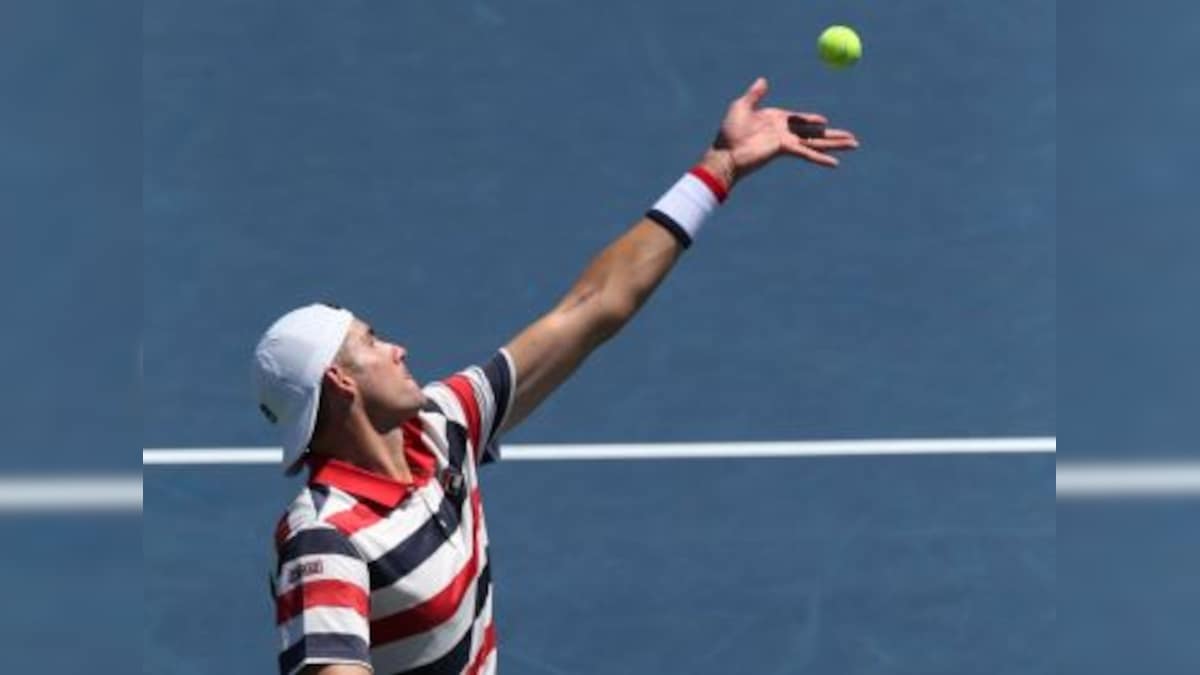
[275,483,354,549]
[420,352,513,410]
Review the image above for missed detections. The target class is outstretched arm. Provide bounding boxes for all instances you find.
[500,77,858,432]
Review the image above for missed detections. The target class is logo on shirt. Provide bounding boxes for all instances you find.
[287,560,324,584]
[440,467,465,499]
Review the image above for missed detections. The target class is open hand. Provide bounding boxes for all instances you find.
[710,77,859,183]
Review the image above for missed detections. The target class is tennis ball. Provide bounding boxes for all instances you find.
[817,25,862,69]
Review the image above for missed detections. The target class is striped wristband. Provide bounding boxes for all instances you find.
[646,165,729,249]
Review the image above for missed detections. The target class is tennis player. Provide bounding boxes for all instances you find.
[253,77,857,675]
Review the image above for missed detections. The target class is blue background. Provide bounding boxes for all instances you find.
[0,2,139,673]
[1057,1,1200,673]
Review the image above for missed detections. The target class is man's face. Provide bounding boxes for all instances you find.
[338,319,426,422]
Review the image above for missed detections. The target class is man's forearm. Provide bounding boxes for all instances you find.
[555,149,736,342]
[555,218,681,343]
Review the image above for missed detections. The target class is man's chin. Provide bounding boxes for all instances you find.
[403,388,428,414]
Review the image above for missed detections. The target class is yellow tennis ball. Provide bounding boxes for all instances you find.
[817,25,862,69]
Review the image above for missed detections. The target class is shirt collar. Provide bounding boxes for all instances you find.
[308,457,412,508]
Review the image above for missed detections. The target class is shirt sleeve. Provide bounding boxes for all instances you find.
[425,349,516,466]
[273,525,372,675]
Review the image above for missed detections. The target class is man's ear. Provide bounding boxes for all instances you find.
[323,364,357,397]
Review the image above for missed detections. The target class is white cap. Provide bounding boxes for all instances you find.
[252,304,355,473]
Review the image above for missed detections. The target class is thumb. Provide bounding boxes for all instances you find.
[741,77,768,108]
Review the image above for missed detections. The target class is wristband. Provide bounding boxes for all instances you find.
[646,166,728,249]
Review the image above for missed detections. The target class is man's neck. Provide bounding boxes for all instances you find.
[311,415,414,483]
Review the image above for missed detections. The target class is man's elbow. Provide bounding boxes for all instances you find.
[560,287,634,342]
[593,295,636,340]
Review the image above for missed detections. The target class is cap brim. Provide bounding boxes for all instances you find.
[280,386,319,475]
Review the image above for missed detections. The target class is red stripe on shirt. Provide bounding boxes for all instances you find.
[274,514,292,552]
[328,500,389,537]
[276,578,369,625]
[466,622,498,675]
[443,375,482,449]
[370,487,485,644]
[403,420,438,481]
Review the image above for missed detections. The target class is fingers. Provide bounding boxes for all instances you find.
[787,116,826,139]
[785,138,840,167]
[782,136,854,167]
[788,111,829,126]
[802,148,840,168]
[804,136,859,151]
[822,128,855,140]
[784,115,858,151]
[739,77,769,109]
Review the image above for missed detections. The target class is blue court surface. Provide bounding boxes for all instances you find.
[148,453,1051,674]
[141,0,1054,673]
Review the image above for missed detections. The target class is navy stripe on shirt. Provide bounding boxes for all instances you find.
[279,632,370,675]
[394,563,492,675]
[277,527,359,573]
[367,493,466,590]
[481,352,512,439]
[445,422,468,471]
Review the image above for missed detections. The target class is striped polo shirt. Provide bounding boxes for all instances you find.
[272,350,515,675]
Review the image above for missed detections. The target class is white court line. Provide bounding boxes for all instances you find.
[25,439,1200,510]
[138,439,1200,498]
[144,437,1056,465]
[0,477,142,513]
[505,437,1054,460]
[144,448,282,465]
[1056,462,1200,498]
